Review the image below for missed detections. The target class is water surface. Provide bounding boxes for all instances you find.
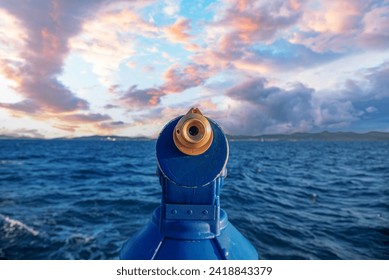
[0,140,388,259]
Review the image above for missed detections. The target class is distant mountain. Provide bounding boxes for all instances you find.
[53,135,151,141]
[0,135,35,140]
[0,135,151,141]
[227,131,389,141]
[2,131,389,141]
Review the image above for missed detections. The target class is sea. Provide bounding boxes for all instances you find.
[0,140,388,260]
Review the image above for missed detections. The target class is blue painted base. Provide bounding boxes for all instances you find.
[120,207,259,260]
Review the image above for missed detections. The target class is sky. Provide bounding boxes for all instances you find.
[0,0,388,138]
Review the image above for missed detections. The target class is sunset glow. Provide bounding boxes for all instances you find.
[0,0,388,138]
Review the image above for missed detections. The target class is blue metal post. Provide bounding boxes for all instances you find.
[120,108,258,260]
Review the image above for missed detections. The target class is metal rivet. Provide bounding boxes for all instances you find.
[187,210,193,215]
[172,210,177,214]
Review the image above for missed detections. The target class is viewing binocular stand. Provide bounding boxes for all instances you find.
[120,108,258,260]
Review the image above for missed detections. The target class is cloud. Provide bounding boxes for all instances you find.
[104,104,120,110]
[143,65,155,73]
[204,0,303,52]
[163,17,203,52]
[163,0,181,17]
[292,0,389,53]
[220,60,389,134]
[128,106,189,131]
[0,1,98,113]
[51,112,130,136]
[119,63,212,108]
[224,78,318,134]
[342,62,389,101]
[192,0,388,79]
[60,113,111,123]
[363,62,389,98]
[221,77,365,134]
[98,120,128,130]
[0,8,27,81]
[343,62,389,127]
[161,64,211,93]
[247,39,341,71]
[120,86,162,108]
[365,106,378,113]
[0,1,138,136]
[301,0,364,34]
[0,100,39,114]
[69,3,159,86]
[20,78,89,112]
[0,128,45,139]
[361,5,389,49]
[52,124,78,133]
[314,99,359,128]
[190,0,307,75]
[1,0,388,138]
[164,17,192,43]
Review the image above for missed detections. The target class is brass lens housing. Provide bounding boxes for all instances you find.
[173,108,213,155]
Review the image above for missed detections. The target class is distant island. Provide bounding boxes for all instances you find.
[227,131,389,142]
[1,131,389,141]
[0,135,150,141]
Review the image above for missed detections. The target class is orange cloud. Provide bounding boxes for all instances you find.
[0,63,23,87]
[237,0,248,12]
[197,99,218,111]
[303,0,362,34]
[165,17,192,43]
[0,8,27,86]
[232,59,270,74]
[289,0,303,11]
[233,16,258,33]
[184,43,201,52]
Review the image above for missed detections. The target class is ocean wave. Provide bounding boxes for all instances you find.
[0,214,39,236]
[0,160,23,165]
[0,140,388,259]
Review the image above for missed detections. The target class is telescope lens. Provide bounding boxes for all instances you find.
[189,126,199,137]
[173,108,213,155]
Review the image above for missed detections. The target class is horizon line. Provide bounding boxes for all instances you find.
[1,130,389,140]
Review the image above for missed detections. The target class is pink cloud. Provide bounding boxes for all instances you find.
[0,1,98,114]
[0,100,39,114]
[119,63,212,108]
[302,0,363,34]
[161,64,211,93]
[216,0,302,44]
[163,17,203,52]
[190,0,304,76]
[361,5,389,49]
[120,86,163,108]
[60,113,111,123]
[164,17,192,43]
[0,1,138,136]
[292,0,389,52]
